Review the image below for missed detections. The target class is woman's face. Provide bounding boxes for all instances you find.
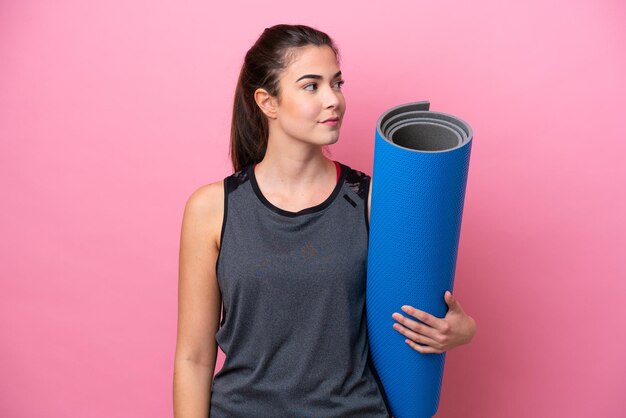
[272,45,346,147]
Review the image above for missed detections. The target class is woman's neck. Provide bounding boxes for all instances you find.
[254,138,337,211]
[257,137,334,188]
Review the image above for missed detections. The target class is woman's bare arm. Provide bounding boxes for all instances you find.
[173,181,224,418]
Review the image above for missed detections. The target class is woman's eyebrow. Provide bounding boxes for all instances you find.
[296,71,342,83]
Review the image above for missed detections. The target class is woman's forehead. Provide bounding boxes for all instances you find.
[283,45,340,81]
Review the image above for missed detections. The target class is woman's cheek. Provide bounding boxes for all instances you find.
[299,102,321,121]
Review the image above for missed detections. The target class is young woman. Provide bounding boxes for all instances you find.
[173,24,476,417]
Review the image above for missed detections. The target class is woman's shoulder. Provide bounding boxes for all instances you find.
[338,162,371,201]
[338,161,370,179]
[185,180,224,214]
[181,180,226,242]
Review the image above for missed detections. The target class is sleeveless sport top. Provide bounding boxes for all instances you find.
[209,162,390,417]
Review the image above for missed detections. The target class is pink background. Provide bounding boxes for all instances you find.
[1,0,625,417]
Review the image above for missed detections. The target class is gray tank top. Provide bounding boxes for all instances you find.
[210,163,390,418]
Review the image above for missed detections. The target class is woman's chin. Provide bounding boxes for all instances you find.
[324,131,341,145]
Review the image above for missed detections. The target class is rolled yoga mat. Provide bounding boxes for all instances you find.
[367,101,472,418]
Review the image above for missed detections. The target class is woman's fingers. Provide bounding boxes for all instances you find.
[404,338,444,354]
[444,291,464,315]
[391,311,439,341]
[400,305,448,331]
[391,305,453,353]
[391,320,441,351]
[391,294,476,354]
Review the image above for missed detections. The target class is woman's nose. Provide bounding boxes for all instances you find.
[323,86,341,108]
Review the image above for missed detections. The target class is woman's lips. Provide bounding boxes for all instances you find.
[320,118,340,127]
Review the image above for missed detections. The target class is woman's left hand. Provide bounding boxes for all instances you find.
[391,291,476,354]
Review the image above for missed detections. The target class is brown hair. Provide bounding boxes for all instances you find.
[229,24,339,172]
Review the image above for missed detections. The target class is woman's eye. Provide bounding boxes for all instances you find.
[334,80,345,90]
[303,80,344,91]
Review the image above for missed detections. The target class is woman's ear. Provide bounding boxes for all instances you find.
[254,88,278,119]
